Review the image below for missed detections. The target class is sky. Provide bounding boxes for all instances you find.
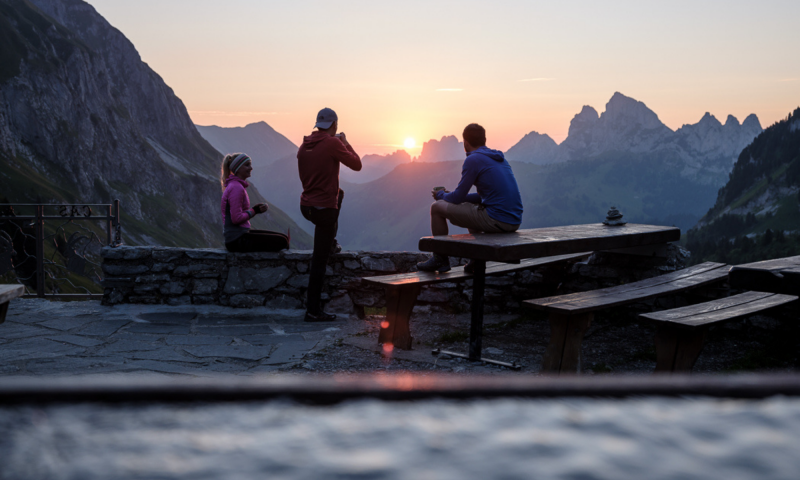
[85,0,800,155]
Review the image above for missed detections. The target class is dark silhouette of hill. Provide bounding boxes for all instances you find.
[686,108,800,264]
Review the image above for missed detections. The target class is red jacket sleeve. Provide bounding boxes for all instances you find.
[332,139,362,171]
[228,185,254,225]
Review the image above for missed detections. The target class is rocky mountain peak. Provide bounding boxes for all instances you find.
[414,135,464,162]
[601,92,665,130]
[742,114,763,131]
[725,115,740,128]
[567,106,599,138]
[698,112,722,128]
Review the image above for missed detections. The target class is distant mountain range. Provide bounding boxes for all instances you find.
[506,92,762,187]
[0,0,311,248]
[195,121,297,168]
[686,108,800,264]
[240,93,770,251]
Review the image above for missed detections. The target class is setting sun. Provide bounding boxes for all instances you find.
[403,137,416,149]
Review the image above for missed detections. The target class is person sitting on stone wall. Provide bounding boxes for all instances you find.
[417,123,523,273]
[220,153,290,252]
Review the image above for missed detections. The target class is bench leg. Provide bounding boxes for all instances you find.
[541,312,593,374]
[0,301,7,324]
[378,285,421,350]
[469,260,487,361]
[654,325,708,373]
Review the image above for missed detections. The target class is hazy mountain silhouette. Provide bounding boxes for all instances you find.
[342,149,411,184]
[196,121,298,168]
[414,136,464,162]
[506,92,762,187]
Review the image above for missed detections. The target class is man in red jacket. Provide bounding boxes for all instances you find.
[298,108,362,322]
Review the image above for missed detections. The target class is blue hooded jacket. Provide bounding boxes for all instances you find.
[437,146,523,225]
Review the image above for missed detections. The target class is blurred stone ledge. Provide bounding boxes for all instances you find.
[101,245,690,315]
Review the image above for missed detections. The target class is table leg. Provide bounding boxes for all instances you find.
[468,260,486,361]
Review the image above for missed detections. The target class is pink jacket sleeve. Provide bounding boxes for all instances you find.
[228,183,254,225]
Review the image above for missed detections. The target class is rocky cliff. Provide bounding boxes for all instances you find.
[0,0,310,248]
[506,92,762,186]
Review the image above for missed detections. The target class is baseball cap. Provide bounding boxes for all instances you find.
[314,107,338,129]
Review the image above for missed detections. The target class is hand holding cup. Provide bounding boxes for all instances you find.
[253,203,268,214]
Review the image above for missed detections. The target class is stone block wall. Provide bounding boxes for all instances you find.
[101,245,690,315]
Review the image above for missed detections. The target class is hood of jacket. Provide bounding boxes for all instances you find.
[302,130,335,149]
[224,174,249,189]
[470,145,505,162]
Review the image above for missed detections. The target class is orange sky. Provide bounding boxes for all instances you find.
[86,0,800,155]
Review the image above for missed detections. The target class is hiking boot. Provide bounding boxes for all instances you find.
[463,259,476,274]
[416,254,451,273]
[331,239,343,254]
[304,311,337,322]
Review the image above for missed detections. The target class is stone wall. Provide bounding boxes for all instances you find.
[101,246,690,315]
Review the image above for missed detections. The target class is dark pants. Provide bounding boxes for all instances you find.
[301,188,344,315]
[225,229,289,253]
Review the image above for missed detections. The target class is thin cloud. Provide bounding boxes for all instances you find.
[189,111,282,116]
[517,78,555,82]
[436,88,463,92]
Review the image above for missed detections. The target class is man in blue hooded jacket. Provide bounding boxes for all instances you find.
[417,123,523,273]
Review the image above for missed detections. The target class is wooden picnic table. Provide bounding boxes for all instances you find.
[728,255,800,295]
[419,223,681,363]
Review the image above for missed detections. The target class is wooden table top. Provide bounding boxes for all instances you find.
[418,223,681,262]
[728,255,800,294]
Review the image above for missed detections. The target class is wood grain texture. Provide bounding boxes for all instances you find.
[525,262,728,314]
[654,325,708,373]
[641,292,797,328]
[419,224,680,262]
[363,253,590,286]
[0,285,24,305]
[377,285,421,350]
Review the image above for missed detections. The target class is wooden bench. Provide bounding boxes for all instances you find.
[363,252,591,350]
[0,285,24,325]
[641,291,797,372]
[523,262,729,374]
[728,255,800,295]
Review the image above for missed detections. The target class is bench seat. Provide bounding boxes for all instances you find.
[363,252,591,350]
[0,285,25,325]
[640,291,797,372]
[523,261,729,374]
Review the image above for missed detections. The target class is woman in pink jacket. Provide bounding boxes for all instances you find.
[221,153,289,252]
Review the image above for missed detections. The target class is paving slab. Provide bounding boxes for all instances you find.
[137,312,197,324]
[194,325,275,336]
[23,357,127,375]
[75,319,132,337]
[163,335,236,346]
[124,323,192,335]
[181,345,270,361]
[118,348,209,364]
[0,324,55,340]
[115,359,208,376]
[45,335,106,348]
[262,340,319,365]
[0,338,86,362]
[37,316,102,332]
[93,337,162,354]
[236,334,307,346]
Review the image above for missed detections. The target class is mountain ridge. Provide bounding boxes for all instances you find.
[0,0,311,248]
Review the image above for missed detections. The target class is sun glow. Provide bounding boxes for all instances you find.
[403,137,416,149]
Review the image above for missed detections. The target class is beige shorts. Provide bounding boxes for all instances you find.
[438,200,520,233]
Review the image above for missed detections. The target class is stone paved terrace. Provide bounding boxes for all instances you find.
[2,292,797,376]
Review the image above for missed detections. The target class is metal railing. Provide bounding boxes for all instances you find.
[0,200,121,299]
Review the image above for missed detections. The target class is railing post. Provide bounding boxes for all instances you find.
[35,204,45,298]
[113,199,121,246]
[107,203,113,245]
